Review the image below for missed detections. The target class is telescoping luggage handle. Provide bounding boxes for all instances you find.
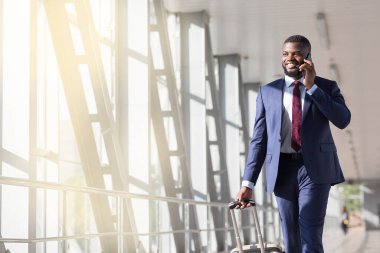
[228,200,265,253]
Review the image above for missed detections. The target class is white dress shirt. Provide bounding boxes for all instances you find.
[242,76,318,189]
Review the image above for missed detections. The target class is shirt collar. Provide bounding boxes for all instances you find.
[284,75,305,88]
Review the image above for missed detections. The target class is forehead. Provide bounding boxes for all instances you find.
[282,42,304,52]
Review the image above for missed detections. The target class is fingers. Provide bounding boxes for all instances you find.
[303,59,313,64]
[242,201,252,209]
[235,187,253,209]
[299,61,312,71]
[235,191,244,209]
[300,59,316,89]
[235,200,252,209]
[299,59,315,72]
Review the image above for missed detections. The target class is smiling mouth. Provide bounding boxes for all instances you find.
[286,62,299,68]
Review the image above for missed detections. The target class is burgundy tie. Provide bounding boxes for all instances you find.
[291,80,302,151]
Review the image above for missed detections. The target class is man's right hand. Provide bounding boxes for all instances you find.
[235,186,253,208]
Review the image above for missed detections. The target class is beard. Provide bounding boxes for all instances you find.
[282,65,302,78]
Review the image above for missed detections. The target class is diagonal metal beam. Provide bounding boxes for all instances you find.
[43,0,137,251]
[149,0,202,251]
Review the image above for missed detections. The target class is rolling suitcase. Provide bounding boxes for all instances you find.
[228,200,283,253]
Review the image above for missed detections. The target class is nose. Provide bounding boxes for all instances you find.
[286,53,294,61]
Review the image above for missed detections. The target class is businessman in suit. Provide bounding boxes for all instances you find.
[235,35,351,253]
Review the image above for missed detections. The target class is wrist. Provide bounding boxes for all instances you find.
[242,180,254,189]
[304,82,313,89]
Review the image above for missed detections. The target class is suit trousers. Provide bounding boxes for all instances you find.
[274,158,330,253]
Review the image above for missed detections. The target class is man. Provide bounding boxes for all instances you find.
[235,35,351,253]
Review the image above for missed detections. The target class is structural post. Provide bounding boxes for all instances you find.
[0,0,4,251]
[180,11,208,251]
[205,21,233,251]
[117,0,149,251]
[44,0,139,251]
[125,0,150,251]
[217,54,241,198]
[149,0,202,251]
[28,1,38,252]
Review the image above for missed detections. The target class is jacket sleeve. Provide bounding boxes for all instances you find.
[309,81,351,129]
[242,86,268,185]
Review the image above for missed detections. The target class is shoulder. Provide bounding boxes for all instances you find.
[266,77,284,87]
[261,78,284,91]
[314,76,339,93]
[315,76,337,86]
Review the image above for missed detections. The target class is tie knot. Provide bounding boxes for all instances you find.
[293,80,301,87]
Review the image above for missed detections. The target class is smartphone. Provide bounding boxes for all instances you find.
[305,52,312,61]
[300,53,312,73]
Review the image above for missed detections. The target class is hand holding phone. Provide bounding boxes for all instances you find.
[300,52,315,89]
[305,52,312,61]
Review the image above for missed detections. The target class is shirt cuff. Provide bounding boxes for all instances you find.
[306,84,318,95]
[242,180,254,189]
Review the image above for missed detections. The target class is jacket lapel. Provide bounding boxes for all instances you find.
[271,77,312,124]
[272,78,284,124]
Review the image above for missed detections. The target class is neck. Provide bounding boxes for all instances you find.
[285,74,303,81]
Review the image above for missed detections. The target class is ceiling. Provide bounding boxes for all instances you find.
[164,0,380,182]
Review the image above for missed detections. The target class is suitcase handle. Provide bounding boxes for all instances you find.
[228,199,255,209]
[228,199,265,253]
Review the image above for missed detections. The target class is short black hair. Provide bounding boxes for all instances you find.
[283,35,311,51]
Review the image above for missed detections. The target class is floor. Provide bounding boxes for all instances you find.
[324,226,380,253]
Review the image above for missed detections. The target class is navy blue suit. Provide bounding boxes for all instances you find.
[243,76,351,252]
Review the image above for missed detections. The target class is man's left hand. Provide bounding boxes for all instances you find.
[299,59,316,89]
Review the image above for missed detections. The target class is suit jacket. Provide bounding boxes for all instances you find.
[243,76,351,193]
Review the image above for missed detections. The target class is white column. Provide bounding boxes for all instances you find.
[119,0,150,250]
[217,54,241,198]
[180,10,208,246]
